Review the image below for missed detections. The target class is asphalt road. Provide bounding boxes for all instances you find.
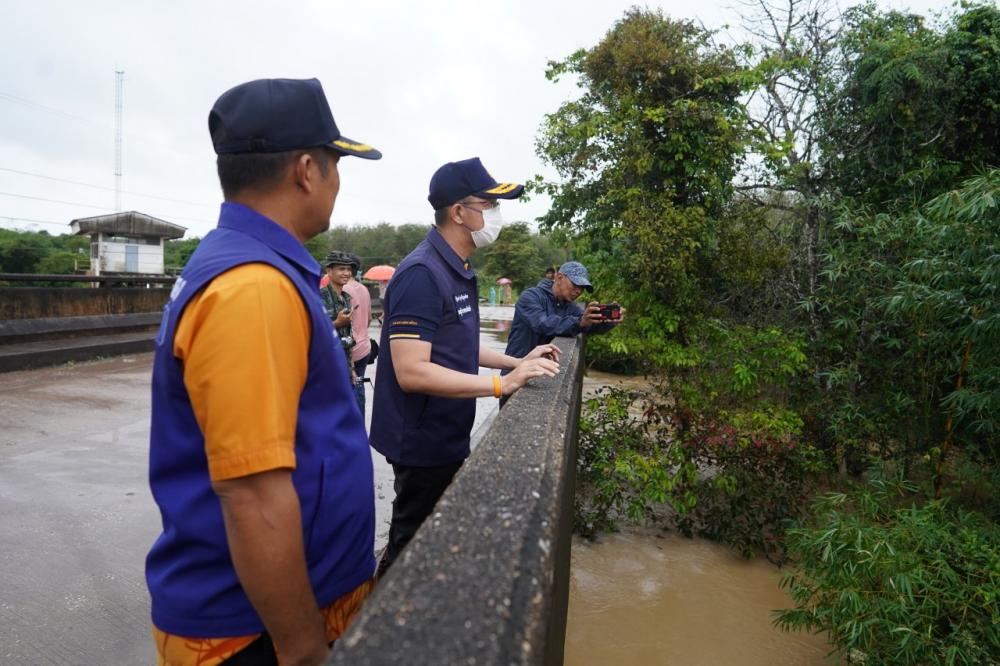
[0,310,511,664]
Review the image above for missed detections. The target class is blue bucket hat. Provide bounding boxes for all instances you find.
[428,157,524,209]
[209,78,381,160]
[558,261,593,291]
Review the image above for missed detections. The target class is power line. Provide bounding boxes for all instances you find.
[0,191,214,227]
[0,216,68,228]
[0,166,217,209]
[0,91,104,128]
[0,190,112,211]
[0,88,206,162]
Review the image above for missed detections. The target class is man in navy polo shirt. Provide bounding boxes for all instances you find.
[146,78,380,666]
[370,157,561,574]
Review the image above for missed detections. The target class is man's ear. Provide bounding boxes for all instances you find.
[450,203,465,226]
[293,153,315,194]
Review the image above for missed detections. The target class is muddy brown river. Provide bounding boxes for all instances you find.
[567,370,836,665]
[565,530,835,665]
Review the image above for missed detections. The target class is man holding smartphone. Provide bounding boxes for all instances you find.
[504,260,623,363]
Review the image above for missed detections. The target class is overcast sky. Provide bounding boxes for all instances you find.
[0,0,941,239]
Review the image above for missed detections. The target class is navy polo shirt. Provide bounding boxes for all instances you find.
[370,228,480,466]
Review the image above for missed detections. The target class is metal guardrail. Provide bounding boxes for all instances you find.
[329,335,584,665]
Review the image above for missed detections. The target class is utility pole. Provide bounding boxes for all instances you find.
[114,69,124,212]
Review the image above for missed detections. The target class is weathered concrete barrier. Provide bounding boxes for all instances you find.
[0,313,162,344]
[0,276,174,370]
[330,335,584,666]
[0,313,163,373]
[0,284,171,320]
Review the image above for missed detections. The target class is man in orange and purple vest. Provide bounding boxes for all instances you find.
[146,78,380,666]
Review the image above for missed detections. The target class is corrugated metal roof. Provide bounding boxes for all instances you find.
[69,211,187,239]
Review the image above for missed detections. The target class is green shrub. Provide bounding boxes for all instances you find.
[671,410,825,562]
[575,382,823,563]
[662,320,824,561]
[775,474,1000,665]
[574,386,696,539]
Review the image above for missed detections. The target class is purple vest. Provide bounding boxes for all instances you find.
[145,203,374,636]
[369,228,480,466]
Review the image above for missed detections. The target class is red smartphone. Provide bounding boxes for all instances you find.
[597,303,621,320]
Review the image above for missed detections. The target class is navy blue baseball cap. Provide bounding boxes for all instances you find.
[559,261,593,291]
[209,78,381,159]
[428,157,524,209]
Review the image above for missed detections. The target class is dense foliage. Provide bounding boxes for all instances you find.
[535,6,752,367]
[824,3,1000,209]
[577,323,823,562]
[776,473,1000,665]
[0,228,88,274]
[575,386,695,538]
[548,3,1000,663]
[813,173,1000,488]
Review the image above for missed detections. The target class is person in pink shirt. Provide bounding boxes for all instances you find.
[343,253,373,415]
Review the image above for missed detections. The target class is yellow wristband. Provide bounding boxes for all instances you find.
[493,375,502,399]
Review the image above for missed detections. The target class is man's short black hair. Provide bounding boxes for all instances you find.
[217,148,331,200]
[433,205,452,227]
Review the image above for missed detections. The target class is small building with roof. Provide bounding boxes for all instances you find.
[70,212,186,276]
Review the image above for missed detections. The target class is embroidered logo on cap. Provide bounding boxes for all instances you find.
[333,139,374,152]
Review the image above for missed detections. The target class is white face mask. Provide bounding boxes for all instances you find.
[470,206,503,248]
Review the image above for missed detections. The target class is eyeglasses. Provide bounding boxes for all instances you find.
[459,199,500,212]
[559,275,583,293]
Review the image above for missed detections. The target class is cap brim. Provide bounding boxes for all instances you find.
[328,135,382,160]
[477,182,524,200]
[570,279,594,292]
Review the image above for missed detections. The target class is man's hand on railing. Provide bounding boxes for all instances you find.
[523,343,562,364]
[502,346,560,395]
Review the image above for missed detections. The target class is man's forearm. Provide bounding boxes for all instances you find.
[214,470,327,663]
[392,339,502,398]
[479,346,517,370]
[397,359,496,397]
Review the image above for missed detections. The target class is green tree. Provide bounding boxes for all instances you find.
[535,8,754,374]
[320,222,430,268]
[0,233,49,273]
[37,251,81,274]
[165,238,201,270]
[821,2,1000,209]
[811,170,1000,484]
[537,9,749,316]
[479,222,543,290]
[531,232,567,275]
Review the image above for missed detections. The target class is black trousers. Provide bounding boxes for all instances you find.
[381,460,463,572]
[220,632,278,665]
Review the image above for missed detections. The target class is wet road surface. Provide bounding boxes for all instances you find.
[1,355,159,664]
[0,307,514,664]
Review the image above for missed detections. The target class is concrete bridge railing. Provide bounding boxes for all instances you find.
[330,334,585,665]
